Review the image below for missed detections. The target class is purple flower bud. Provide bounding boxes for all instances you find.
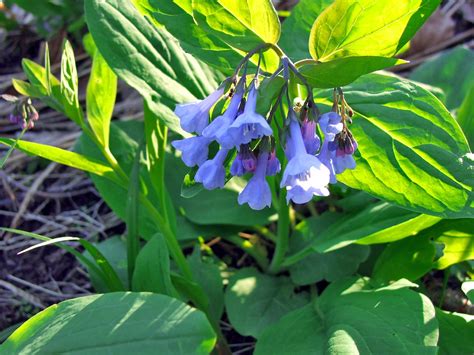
[318,112,343,142]
[175,87,224,134]
[238,151,272,210]
[331,132,358,174]
[227,83,273,147]
[202,82,244,148]
[266,150,281,176]
[230,145,257,176]
[172,136,211,167]
[30,111,39,121]
[301,118,320,155]
[281,111,330,204]
[195,148,229,190]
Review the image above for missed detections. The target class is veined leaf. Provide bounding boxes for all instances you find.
[192,0,281,51]
[430,219,474,269]
[86,41,117,148]
[309,0,440,61]
[315,73,473,218]
[0,138,121,185]
[299,56,406,88]
[283,203,440,266]
[410,45,474,110]
[372,233,436,282]
[457,85,474,150]
[255,278,439,354]
[85,0,222,134]
[132,234,177,297]
[436,309,474,355]
[1,293,216,354]
[225,268,309,338]
[60,41,84,125]
[279,0,333,61]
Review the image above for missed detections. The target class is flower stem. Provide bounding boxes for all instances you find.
[223,235,269,271]
[268,188,290,274]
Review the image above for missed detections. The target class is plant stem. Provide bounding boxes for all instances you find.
[251,225,277,243]
[268,189,290,274]
[140,197,193,281]
[223,235,269,270]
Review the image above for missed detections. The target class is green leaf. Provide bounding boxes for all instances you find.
[255,277,439,354]
[431,219,474,269]
[285,203,440,265]
[288,216,369,285]
[192,0,281,51]
[60,41,84,126]
[126,144,142,284]
[1,293,216,354]
[132,234,176,296]
[315,73,473,218]
[132,0,238,74]
[188,251,224,324]
[83,236,128,293]
[309,0,440,61]
[85,0,221,134]
[86,42,117,148]
[224,268,309,338]
[436,309,474,355]
[176,188,275,226]
[0,138,120,185]
[461,281,474,303]
[372,233,436,282]
[279,0,333,61]
[299,57,406,88]
[410,46,474,110]
[457,84,474,149]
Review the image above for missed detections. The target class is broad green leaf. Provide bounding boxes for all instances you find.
[288,216,369,285]
[225,268,308,338]
[188,251,224,323]
[315,73,473,218]
[126,144,142,284]
[132,0,238,74]
[255,278,439,354]
[410,46,474,110]
[285,203,440,265]
[86,44,117,148]
[134,0,279,73]
[60,41,84,125]
[85,0,221,134]
[0,138,120,184]
[279,0,333,61]
[192,0,281,51]
[373,233,436,282]
[461,281,474,303]
[430,219,474,269]
[1,293,216,354]
[84,236,128,293]
[132,234,176,296]
[176,188,275,226]
[309,0,440,61]
[457,84,474,149]
[436,309,474,355]
[299,57,406,88]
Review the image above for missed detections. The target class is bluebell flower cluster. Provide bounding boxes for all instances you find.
[172,62,357,210]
